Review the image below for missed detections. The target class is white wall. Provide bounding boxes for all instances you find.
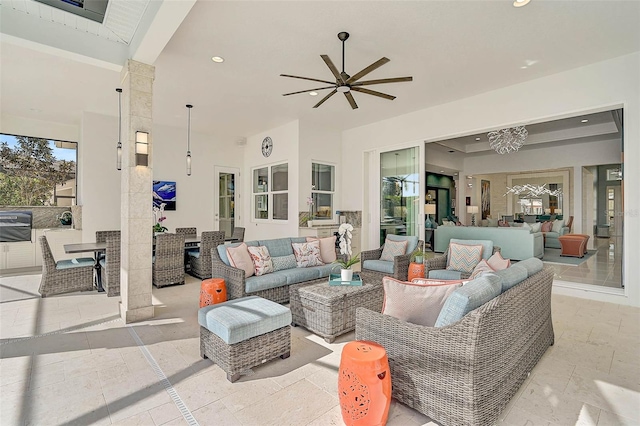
[79,111,243,242]
[244,120,300,241]
[342,52,640,307]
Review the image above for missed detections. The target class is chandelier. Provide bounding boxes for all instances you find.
[487,126,528,154]
[504,184,562,197]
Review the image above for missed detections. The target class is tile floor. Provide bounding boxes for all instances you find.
[1,274,638,426]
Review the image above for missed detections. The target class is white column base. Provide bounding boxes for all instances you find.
[120,303,154,324]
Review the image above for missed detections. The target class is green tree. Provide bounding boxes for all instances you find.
[0,136,74,206]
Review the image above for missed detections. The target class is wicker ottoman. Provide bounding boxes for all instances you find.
[198,296,292,382]
[289,274,383,343]
[558,234,590,257]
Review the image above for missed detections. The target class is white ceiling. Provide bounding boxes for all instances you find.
[1,1,639,145]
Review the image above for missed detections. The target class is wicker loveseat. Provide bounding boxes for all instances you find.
[356,261,554,426]
[211,237,339,303]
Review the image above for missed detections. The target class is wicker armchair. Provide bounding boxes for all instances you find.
[38,236,94,297]
[360,237,423,281]
[426,239,501,280]
[153,233,186,288]
[99,235,121,297]
[231,227,245,242]
[355,266,555,426]
[187,231,225,279]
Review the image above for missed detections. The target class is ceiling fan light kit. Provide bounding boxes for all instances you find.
[281,31,413,109]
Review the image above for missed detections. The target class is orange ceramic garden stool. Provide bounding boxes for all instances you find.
[338,340,391,426]
[199,278,227,308]
[408,262,426,281]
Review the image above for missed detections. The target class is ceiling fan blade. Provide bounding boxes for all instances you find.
[282,86,336,96]
[346,57,390,84]
[313,89,337,108]
[280,74,335,85]
[351,87,396,101]
[352,76,413,86]
[320,55,344,84]
[344,92,358,109]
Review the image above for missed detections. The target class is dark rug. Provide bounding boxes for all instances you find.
[542,248,596,266]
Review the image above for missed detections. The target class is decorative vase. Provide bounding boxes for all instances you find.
[414,255,423,264]
[341,268,353,282]
[307,220,313,228]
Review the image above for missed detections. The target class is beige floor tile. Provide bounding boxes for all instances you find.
[29,359,65,389]
[219,377,282,413]
[148,401,183,425]
[63,348,126,378]
[596,408,640,425]
[547,339,614,373]
[306,404,344,426]
[111,410,156,426]
[173,369,237,412]
[501,406,551,426]
[24,392,111,426]
[101,372,173,423]
[192,400,242,425]
[159,416,190,426]
[233,379,338,426]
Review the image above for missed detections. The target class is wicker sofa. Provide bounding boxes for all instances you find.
[356,261,554,426]
[211,237,339,303]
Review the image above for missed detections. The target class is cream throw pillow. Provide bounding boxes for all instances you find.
[226,243,255,278]
[306,236,337,263]
[382,277,463,327]
[551,219,565,233]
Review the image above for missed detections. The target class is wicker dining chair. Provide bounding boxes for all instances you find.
[99,234,121,297]
[153,233,186,288]
[187,231,225,279]
[95,230,120,260]
[231,227,245,242]
[38,236,94,297]
[176,227,197,236]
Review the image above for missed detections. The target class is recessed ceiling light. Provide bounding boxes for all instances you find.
[309,91,318,96]
[475,137,480,141]
[454,173,458,175]
[581,119,589,123]
[448,150,455,153]
[513,0,531,7]
[440,170,444,173]
[211,56,224,63]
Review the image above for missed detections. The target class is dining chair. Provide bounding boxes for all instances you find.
[187,231,225,279]
[38,236,94,297]
[95,230,120,260]
[153,233,186,288]
[231,227,245,242]
[99,234,121,297]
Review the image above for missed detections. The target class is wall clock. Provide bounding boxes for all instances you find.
[262,136,273,157]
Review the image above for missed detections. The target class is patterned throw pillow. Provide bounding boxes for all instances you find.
[382,276,463,327]
[226,243,255,278]
[272,254,297,272]
[469,259,495,280]
[446,242,483,274]
[541,221,553,232]
[306,236,337,263]
[487,251,511,270]
[247,246,274,276]
[380,239,408,262]
[292,241,324,268]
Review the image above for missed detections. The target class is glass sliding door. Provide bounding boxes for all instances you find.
[214,166,239,238]
[380,147,420,245]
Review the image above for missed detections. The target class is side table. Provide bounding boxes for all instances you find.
[408,262,425,281]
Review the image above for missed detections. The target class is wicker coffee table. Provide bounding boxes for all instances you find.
[289,272,383,343]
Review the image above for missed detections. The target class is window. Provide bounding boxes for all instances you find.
[311,163,335,221]
[252,163,288,221]
[0,133,77,206]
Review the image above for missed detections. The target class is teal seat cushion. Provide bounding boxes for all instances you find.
[187,248,200,259]
[198,296,292,345]
[99,259,105,268]
[449,239,494,261]
[56,257,94,270]
[259,238,294,257]
[245,272,288,293]
[494,265,528,292]
[428,269,464,280]
[386,234,419,255]
[281,267,320,285]
[516,257,544,277]
[315,263,341,278]
[363,260,394,274]
[435,273,502,327]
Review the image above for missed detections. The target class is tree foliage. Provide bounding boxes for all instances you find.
[0,136,74,206]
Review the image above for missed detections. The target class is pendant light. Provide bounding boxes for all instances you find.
[116,88,123,170]
[186,104,193,176]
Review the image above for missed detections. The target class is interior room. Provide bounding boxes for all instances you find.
[1,1,639,425]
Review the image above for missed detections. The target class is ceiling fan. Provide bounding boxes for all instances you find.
[281,32,413,109]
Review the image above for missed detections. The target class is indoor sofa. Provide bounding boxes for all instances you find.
[211,237,338,304]
[356,258,554,426]
[434,225,543,260]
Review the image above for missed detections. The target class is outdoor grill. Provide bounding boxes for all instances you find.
[0,211,33,242]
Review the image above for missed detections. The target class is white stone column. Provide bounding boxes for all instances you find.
[119,60,154,323]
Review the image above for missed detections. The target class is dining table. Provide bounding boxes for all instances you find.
[64,235,238,293]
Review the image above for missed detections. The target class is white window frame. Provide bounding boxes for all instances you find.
[251,162,288,223]
[311,162,336,223]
